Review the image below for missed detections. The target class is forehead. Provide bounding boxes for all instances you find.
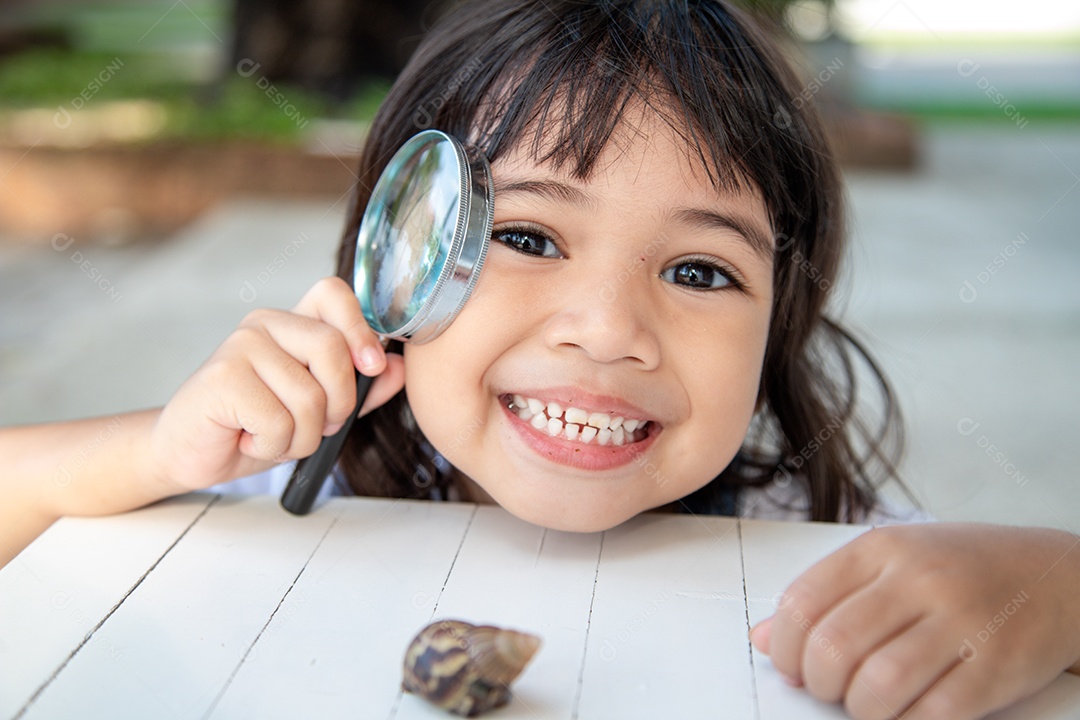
[487,108,775,266]
[489,102,771,225]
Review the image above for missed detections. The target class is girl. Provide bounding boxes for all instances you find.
[3,1,1078,718]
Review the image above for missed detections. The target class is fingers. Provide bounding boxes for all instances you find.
[292,276,387,377]
[755,525,1080,720]
[195,353,292,463]
[749,617,771,654]
[844,618,963,720]
[897,655,1027,720]
[238,310,358,432]
[288,276,404,420]
[245,338,340,457]
[767,533,880,684]
[156,277,403,490]
[801,582,925,704]
[212,277,401,459]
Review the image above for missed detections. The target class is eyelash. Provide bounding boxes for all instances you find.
[491,224,746,292]
[491,223,563,259]
[662,254,745,292]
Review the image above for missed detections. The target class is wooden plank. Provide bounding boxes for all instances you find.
[0,493,215,718]
[576,513,754,719]
[395,504,604,720]
[206,497,477,720]
[18,494,335,720]
[740,519,870,720]
[10,495,1076,720]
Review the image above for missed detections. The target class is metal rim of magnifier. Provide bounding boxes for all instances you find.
[354,129,492,345]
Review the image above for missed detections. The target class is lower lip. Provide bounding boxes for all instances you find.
[500,400,660,472]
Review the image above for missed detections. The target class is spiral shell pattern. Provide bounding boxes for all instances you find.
[402,619,541,717]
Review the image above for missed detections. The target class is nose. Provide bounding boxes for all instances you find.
[542,262,661,369]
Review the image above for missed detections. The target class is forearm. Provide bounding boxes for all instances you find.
[0,409,183,564]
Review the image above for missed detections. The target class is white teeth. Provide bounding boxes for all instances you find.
[508,393,650,447]
[564,407,589,425]
[546,417,563,437]
[587,412,611,430]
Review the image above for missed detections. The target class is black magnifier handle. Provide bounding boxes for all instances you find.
[280,370,375,515]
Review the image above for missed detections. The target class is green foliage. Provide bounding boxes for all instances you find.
[345,79,392,123]
[166,78,325,143]
[0,49,183,105]
[0,48,387,144]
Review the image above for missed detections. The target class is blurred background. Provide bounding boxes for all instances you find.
[0,0,1077,530]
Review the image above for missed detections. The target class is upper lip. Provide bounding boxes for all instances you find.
[503,385,662,425]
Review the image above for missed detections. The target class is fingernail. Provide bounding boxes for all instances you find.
[323,421,344,436]
[359,346,382,373]
[781,673,803,688]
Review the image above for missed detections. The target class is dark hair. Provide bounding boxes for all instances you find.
[335,0,907,522]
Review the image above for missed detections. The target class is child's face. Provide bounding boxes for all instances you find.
[403,110,775,531]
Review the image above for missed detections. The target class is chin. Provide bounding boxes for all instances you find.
[491,490,643,533]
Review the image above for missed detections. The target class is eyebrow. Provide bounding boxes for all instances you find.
[496,179,598,210]
[495,177,774,263]
[669,207,774,263]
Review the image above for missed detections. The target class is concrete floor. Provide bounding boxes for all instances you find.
[1,123,1078,531]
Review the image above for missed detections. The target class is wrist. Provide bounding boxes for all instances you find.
[135,408,188,502]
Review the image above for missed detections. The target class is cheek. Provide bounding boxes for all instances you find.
[670,302,770,464]
[402,344,444,443]
[400,290,512,462]
[403,340,492,485]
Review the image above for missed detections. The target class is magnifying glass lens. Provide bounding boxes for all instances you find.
[357,132,484,340]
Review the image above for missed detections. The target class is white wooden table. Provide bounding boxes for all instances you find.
[2,494,1079,719]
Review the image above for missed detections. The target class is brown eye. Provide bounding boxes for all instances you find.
[662,260,735,290]
[493,228,562,258]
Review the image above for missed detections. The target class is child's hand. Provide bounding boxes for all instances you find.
[749,523,1080,720]
[148,277,405,493]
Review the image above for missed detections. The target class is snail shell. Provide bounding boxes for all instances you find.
[402,619,542,717]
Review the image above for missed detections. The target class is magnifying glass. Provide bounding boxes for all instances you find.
[281,130,493,515]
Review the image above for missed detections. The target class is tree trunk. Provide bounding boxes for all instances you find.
[230,0,434,102]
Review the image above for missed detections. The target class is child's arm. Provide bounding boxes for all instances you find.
[749,523,1080,720]
[1,409,170,566]
[0,277,403,566]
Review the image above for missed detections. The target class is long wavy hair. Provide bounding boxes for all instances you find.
[333,0,908,522]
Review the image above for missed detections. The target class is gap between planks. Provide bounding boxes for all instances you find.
[14,494,221,720]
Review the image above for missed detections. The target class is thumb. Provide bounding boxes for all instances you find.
[749,616,773,655]
[358,352,405,417]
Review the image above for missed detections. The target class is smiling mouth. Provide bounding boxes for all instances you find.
[500,393,654,447]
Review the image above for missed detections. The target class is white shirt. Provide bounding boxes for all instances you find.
[737,482,933,524]
[215,463,931,524]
